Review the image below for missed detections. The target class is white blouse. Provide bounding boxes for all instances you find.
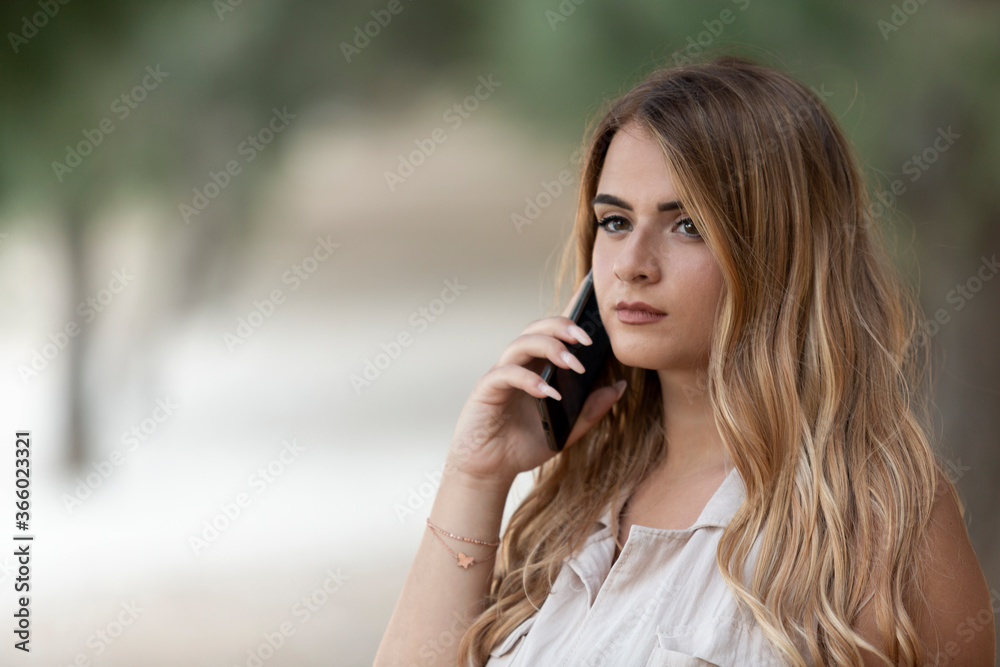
[483,466,794,666]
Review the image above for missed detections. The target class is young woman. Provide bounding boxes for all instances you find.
[374,55,995,666]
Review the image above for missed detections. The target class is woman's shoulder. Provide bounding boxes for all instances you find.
[854,467,995,664]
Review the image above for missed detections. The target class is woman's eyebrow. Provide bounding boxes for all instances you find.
[591,193,684,212]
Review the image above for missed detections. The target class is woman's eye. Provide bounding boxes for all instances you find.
[677,217,701,238]
[596,214,630,233]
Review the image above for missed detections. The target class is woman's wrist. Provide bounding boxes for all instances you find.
[440,465,516,498]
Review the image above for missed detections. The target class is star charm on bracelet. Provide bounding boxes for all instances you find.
[426,518,500,569]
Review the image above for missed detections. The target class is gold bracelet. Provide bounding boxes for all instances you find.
[426,518,500,569]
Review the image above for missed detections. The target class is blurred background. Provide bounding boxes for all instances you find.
[1,0,998,664]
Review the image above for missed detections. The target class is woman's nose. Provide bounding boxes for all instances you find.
[613,230,661,283]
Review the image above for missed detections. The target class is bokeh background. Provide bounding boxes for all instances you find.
[1,1,998,664]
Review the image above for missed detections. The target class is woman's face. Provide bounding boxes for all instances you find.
[591,123,725,372]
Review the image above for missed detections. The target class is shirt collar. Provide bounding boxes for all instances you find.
[594,465,745,533]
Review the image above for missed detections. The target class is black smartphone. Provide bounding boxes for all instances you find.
[534,269,613,452]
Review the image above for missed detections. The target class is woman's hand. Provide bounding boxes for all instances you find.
[444,278,627,487]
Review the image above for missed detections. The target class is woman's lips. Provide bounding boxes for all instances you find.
[615,308,667,324]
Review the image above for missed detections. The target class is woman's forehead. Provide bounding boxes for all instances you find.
[597,128,682,206]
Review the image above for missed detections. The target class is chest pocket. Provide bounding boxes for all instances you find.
[643,647,719,666]
[650,617,787,667]
[487,614,537,662]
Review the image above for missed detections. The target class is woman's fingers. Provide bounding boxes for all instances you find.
[475,363,562,405]
[494,333,587,374]
[518,316,593,346]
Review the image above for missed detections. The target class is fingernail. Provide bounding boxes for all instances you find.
[561,350,585,374]
[613,379,627,399]
[569,324,593,346]
[539,381,562,401]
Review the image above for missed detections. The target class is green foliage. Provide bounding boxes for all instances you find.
[1,0,997,245]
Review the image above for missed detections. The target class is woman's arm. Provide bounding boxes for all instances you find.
[856,468,996,666]
[373,468,513,667]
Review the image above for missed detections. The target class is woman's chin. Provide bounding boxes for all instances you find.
[609,348,666,371]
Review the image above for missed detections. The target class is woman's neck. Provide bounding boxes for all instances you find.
[657,368,729,478]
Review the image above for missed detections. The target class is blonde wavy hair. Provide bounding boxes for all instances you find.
[458,53,959,666]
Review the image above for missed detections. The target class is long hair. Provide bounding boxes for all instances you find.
[458,53,958,666]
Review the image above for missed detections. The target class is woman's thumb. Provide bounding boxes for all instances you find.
[565,380,628,449]
[611,379,627,401]
[592,379,627,417]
